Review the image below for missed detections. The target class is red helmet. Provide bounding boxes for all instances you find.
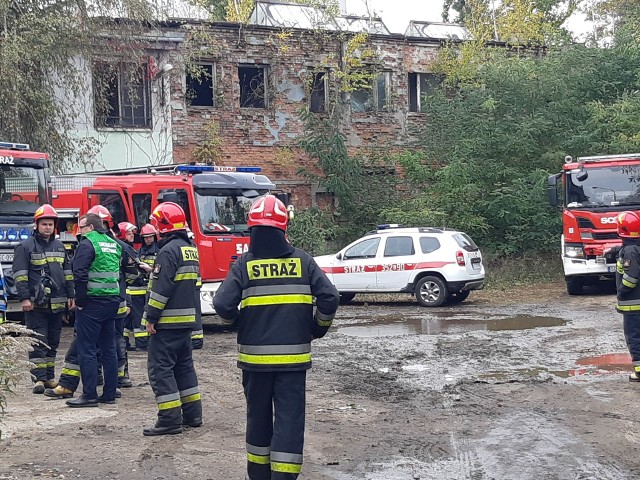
[140,223,157,237]
[247,195,288,231]
[87,205,114,227]
[117,222,137,240]
[617,211,640,238]
[150,202,187,234]
[34,204,58,223]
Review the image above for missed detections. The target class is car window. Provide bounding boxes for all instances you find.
[453,233,478,252]
[384,236,415,257]
[419,236,441,254]
[344,238,380,259]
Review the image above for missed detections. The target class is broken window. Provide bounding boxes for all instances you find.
[408,73,443,112]
[350,72,390,113]
[93,62,152,128]
[239,65,267,108]
[309,71,327,113]
[186,63,214,107]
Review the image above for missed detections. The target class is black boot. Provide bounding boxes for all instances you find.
[143,424,183,436]
[66,395,99,408]
[183,417,203,428]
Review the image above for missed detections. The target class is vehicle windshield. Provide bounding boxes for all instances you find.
[0,165,47,218]
[194,189,265,234]
[566,165,640,208]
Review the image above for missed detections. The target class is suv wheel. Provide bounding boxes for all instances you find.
[339,293,356,304]
[447,290,470,304]
[415,276,448,307]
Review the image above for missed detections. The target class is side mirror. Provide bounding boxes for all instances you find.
[547,174,559,208]
[157,192,179,203]
[336,252,342,260]
[576,169,588,182]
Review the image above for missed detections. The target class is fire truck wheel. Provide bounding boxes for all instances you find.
[415,276,448,307]
[447,290,470,304]
[339,293,356,304]
[566,277,584,295]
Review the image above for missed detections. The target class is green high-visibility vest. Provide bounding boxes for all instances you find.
[85,230,121,296]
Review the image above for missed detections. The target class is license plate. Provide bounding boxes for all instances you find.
[472,262,481,271]
[607,265,616,273]
[0,253,13,263]
[468,250,480,258]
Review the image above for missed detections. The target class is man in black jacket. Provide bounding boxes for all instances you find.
[213,195,339,480]
[142,202,202,436]
[13,204,74,394]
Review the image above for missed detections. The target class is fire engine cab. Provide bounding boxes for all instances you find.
[548,153,640,295]
[52,164,281,320]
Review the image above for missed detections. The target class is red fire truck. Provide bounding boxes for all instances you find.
[548,153,640,295]
[52,164,285,321]
[0,142,53,316]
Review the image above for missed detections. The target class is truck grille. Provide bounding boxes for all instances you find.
[592,232,619,240]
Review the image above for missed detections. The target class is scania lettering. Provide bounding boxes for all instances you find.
[52,164,287,324]
[548,153,640,295]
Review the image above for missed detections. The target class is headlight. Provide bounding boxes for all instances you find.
[565,244,584,258]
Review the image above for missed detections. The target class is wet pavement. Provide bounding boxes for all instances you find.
[2,283,640,479]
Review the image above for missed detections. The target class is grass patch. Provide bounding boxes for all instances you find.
[483,252,564,290]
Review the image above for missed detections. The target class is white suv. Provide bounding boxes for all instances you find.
[314,225,485,307]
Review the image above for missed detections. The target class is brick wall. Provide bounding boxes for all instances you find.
[167,22,440,207]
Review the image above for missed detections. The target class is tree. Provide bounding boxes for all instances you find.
[0,1,163,172]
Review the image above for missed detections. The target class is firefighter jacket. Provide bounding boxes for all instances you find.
[13,233,74,313]
[118,238,146,311]
[616,239,640,313]
[142,231,200,330]
[213,248,340,372]
[73,230,121,307]
[138,242,159,271]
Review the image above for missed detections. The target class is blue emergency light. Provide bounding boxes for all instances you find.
[6,229,17,241]
[176,165,261,174]
[377,224,402,230]
[0,142,30,150]
[19,229,30,240]
[0,229,5,240]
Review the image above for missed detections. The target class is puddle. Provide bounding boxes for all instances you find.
[337,315,566,337]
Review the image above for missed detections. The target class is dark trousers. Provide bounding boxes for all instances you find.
[624,312,640,370]
[147,328,201,427]
[59,337,81,391]
[76,300,119,400]
[243,370,306,480]
[26,309,63,382]
[130,294,149,350]
[114,317,129,384]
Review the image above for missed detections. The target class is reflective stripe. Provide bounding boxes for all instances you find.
[191,329,204,339]
[248,453,270,465]
[160,308,196,317]
[157,315,196,324]
[158,399,182,410]
[624,273,638,284]
[50,297,67,304]
[315,310,334,321]
[156,392,180,403]
[61,368,80,377]
[88,281,119,289]
[126,287,147,295]
[271,451,303,464]
[149,291,169,304]
[64,275,73,281]
[174,273,198,281]
[238,352,311,365]
[180,386,200,397]
[240,294,313,308]
[181,393,201,403]
[618,305,640,311]
[148,298,166,310]
[13,269,28,277]
[239,344,310,354]
[623,279,636,288]
[117,302,128,316]
[271,462,302,474]
[15,275,28,282]
[133,330,149,338]
[247,443,271,456]
[89,271,119,279]
[618,299,640,306]
[175,265,199,275]
[241,284,311,299]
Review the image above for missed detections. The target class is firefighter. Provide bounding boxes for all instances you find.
[615,211,640,382]
[129,223,159,351]
[212,195,339,480]
[13,204,75,394]
[65,212,121,407]
[186,227,204,350]
[120,221,149,352]
[44,207,142,399]
[142,202,202,436]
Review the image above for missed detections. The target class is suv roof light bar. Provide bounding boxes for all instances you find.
[576,153,640,163]
[0,141,30,150]
[377,224,403,230]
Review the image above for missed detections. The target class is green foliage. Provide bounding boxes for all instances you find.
[287,207,337,255]
[403,42,640,255]
[483,253,564,288]
[1,322,39,439]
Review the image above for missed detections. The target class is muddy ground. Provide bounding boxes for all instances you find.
[1,282,639,480]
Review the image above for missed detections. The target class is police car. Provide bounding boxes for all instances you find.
[314,225,485,307]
